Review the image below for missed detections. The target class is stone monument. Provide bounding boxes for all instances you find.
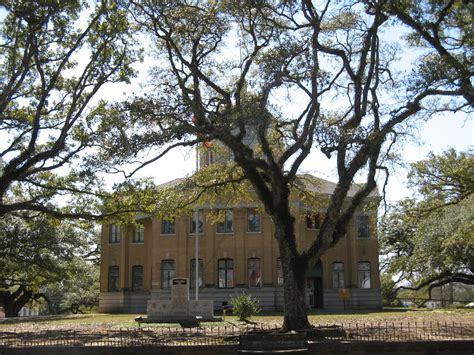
[147,277,214,322]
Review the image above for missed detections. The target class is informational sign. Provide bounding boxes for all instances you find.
[338,288,350,300]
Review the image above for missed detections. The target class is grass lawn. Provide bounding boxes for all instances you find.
[1,308,472,332]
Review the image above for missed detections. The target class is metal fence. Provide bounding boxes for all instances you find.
[1,321,473,348]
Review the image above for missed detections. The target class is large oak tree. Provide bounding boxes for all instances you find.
[96,0,472,330]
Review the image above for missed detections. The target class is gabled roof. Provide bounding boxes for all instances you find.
[157,177,185,188]
[157,173,379,198]
[295,174,379,198]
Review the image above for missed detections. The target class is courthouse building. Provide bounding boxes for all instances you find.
[99,148,382,313]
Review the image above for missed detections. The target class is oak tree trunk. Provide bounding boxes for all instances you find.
[281,257,310,331]
[0,287,33,317]
[274,216,311,331]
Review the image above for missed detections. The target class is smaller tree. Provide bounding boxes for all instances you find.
[0,214,99,317]
[380,149,473,303]
[380,273,402,307]
[42,259,99,315]
[231,293,261,322]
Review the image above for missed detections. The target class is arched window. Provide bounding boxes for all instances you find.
[132,265,143,291]
[108,266,119,292]
[218,259,233,288]
[332,262,344,288]
[248,258,262,287]
[161,260,175,289]
[358,262,371,288]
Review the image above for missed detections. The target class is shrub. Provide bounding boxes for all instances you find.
[230,293,261,322]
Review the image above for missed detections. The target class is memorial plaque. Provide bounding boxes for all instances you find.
[147,276,214,321]
[171,277,189,303]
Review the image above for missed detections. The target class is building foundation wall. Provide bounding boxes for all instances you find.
[100,287,381,313]
[323,289,382,310]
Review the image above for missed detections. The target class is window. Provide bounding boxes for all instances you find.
[277,258,284,286]
[132,265,143,291]
[332,262,345,288]
[358,262,371,289]
[216,210,233,234]
[161,218,175,235]
[218,259,234,288]
[109,224,121,244]
[248,258,262,287]
[247,208,261,233]
[190,210,204,234]
[108,266,119,292]
[190,259,203,288]
[161,260,175,289]
[306,213,321,229]
[132,225,144,243]
[357,215,370,239]
[206,150,214,165]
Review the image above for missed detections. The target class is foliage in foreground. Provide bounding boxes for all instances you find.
[231,293,261,322]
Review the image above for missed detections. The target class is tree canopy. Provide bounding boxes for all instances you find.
[0,0,141,317]
[0,0,139,219]
[380,149,473,303]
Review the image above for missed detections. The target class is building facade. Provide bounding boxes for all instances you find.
[99,169,382,313]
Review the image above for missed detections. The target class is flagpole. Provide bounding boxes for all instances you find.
[195,144,199,301]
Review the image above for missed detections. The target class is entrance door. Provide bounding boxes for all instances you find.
[307,261,323,309]
[312,277,323,308]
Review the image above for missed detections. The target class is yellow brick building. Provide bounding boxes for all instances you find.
[99,163,381,312]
